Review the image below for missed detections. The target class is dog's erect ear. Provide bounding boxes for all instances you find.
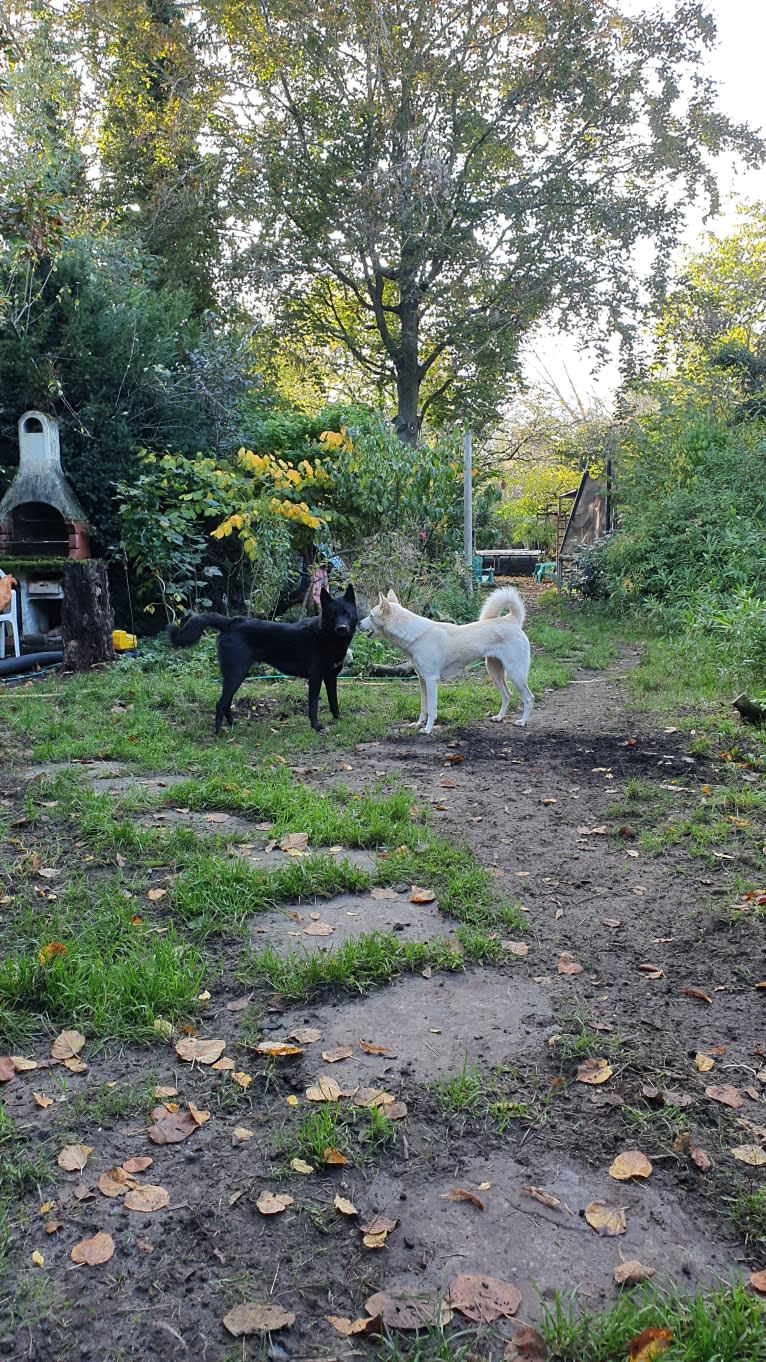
[377,591,385,606]
[319,586,332,606]
[379,594,392,614]
[344,584,356,602]
[386,588,399,603]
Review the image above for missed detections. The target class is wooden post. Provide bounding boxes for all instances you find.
[62,560,114,671]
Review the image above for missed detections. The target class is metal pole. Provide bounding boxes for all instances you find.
[463,430,473,571]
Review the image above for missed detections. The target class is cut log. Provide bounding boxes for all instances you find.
[62,560,114,671]
[733,693,766,726]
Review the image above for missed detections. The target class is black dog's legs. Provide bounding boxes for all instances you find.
[324,670,340,720]
[215,639,252,733]
[308,671,324,732]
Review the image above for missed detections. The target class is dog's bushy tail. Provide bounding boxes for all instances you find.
[167,613,231,648]
[478,586,526,627]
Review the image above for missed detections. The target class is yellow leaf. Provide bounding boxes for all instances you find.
[291,1158,314,1175]
[31,1250,45,1267]
[584,1202,627,1236]
[609,1150,653,1181]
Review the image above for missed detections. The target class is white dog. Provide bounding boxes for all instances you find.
[359,586,534,734]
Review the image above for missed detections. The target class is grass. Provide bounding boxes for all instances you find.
[731,1186,766,1246]
[244,931,465,999]
[0,1109,52,1269]
[432,1056,551,1133]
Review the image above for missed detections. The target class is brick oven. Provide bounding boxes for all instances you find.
[0,411,90,649]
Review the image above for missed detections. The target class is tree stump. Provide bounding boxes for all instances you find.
[62,560,114,671]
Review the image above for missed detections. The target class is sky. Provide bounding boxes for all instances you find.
[522,0,766,406]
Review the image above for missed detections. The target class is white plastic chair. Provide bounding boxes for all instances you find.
[0,569,20,659]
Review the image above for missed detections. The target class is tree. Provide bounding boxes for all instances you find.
[214,0,761,441]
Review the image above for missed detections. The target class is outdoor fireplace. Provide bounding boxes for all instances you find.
[0,412,90,648]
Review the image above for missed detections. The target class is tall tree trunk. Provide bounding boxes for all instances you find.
[395,288,420,446]
[62,560,114,672]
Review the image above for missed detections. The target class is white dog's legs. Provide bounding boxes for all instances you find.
[407,675,429,729]
[421,676,439,734]
[486,656,512,721]
[508,662,534,726]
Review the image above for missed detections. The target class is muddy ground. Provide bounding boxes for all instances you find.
[1,649,765,1361]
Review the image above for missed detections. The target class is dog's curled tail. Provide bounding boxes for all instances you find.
[167,613,231,648]
[478,586,526,628]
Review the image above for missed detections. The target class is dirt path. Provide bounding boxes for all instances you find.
[3,652,764,1360]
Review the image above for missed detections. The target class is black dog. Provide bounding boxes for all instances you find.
[168,585,358,733]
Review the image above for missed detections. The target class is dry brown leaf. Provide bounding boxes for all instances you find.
[254,1040,304,1057]
[31,1249,45,1271]
[694,1053,715,1072]
[502,941,529,957]
[61,1056,88,1074]
[705,1083,743,1109]
[386,1100,408,1120]
[609,1150,653,1181]
[232,1126,254,1144]
[291,1158,314,1175]
[231,1071,252,1089]
[682,987,712,1005]
[326,1314,380,1337]
[33,1092,53,1109]
[584,1202,627,1236]
[152,1084,178,1098]
[410,885,436,903]
[70,1231,115,1266]
[226,993,254,1012]
[147,1106,198,1145]
[122,1157,152,1174]
[637,964,664,979]
[613,1260,655,1286]
[520,1186,560,1209]
[289,1026,321,1044]
[51,1029,86,1061]
[449,1273,521,1322]
[223,1303,295,1336]
[359,1039,393,1055]
[441,1187,484,1210]
[360,1214,397,1236]
[10,1055,36,1071]
[749,1270,766,1294]
[321,1045,354,1063]
[365,1290,452,1329]
[57,1143,93,1172]
[174,1036,226,1065]
[503,1325,548,1361]
[305,1076,342,1102]
[576,1058,613,1086]
[334,1195,358,1215]
[362,1230,389,1249]
[147,888,167,902]
[124,1184,170,1212]
[731,1144,766,1166]
[303,921,334,936]
[370,887,400,901]
[556,952,583,976]
[98,1167,136,1198]
[322,1147,349,1165]
[628,1327,673,1362]
[280,831,309,854]
[256,1191,293,1215]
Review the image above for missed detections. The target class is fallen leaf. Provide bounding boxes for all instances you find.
[123,1157,152,1174]
[449,1272,521,1322]
[682,987,712,1005]
[731,1145,766,1166]
[175,1036,226,1065]
[305,1076,343,1102]
[147,888,167,902]
[441,1188,484,1210]
[637,964,664,979]
[502,941,529,957]
[749,1270,766,1294]
[51,1029,86,1061]
[386,1100,408,1119]
[694,1053,715,1073]
[70,1232,115,1266]
[326,1314,380,1337]
[628,1326,673,1361]
[256,1191,293,1215]
[147,1106,198,1145]
[232,1126,254,1143]
[584,1202,627,1236]
[280,831,309,854]
[57,1143,93,1172]
[322,1147,349,1165]
[303,921,334,936]
[226,993,254,1012]
[365,1290,452,1329]
[38,942,68,965]
[98,1167,136,1198]
[152,1084,178,1098]
[706,1084,743,1109]
[124,1184,170,1212]
[614,1260,655,1286]
[231,1072,252,1089]
[291,1158,314,1175]
[321,1045,354,1063]
[289,1027,321,1044]
[39,1201,56,1216]
[370,887,400,901]
[352,1086,395,1107]
[503,1324,548,1360]
[62,1056,88,1074]
[521,1186,560,1209]
[359,1039,393,1055]
[360,1213,397,1236]
[31,1249,45,1267]
[410,886,436,903]
[223,1303,295,1336]
[188,1102,211,1125]
[255,1040,304,1057]
[334,1194,357,1215]
[609,1150,653,1181]
[557,952,583,976]
[576,1058,613,1086]
[0,1056,16,1083]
